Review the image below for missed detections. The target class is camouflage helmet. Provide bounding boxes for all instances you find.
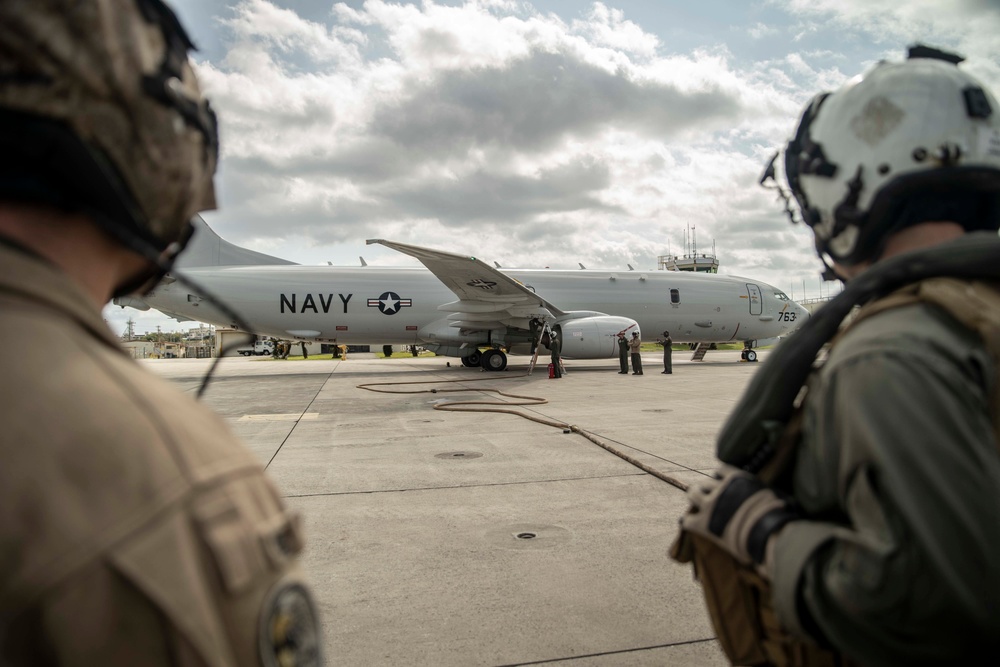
[0,0,218,254]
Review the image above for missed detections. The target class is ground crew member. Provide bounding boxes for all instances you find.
[673,45,1000,666]
[616,332,629,374]
[0,2,322,665]
[658,331,673,374]
[549,330,562,378]
[628,331,643,374]
[529,317,541,355]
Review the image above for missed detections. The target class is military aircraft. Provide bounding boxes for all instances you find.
[116,217,807,370]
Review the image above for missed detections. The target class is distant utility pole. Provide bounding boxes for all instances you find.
[121,317,136,341]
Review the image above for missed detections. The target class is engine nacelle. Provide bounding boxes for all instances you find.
[555,315,639,359]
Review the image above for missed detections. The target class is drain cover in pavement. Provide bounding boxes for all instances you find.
[485,524,571,550]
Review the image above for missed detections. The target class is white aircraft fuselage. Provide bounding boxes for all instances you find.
[128,219,807,369]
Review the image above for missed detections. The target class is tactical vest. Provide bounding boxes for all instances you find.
[671,276,1000,667]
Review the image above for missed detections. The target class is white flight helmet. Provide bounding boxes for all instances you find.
[776,45,1000,269]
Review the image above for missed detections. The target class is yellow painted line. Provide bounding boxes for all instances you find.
[238,413,320,422]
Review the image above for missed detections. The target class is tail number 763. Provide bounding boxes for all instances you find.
[778,311,797,322]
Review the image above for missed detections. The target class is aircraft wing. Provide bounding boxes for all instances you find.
[366,239,566,328]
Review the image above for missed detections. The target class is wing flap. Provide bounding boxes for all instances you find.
[438,300,512,313]
[450,320,507,330]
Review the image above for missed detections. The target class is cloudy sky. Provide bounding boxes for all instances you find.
[105,0,1000,336]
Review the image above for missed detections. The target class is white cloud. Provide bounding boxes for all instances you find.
[747,22,779,40]
[575,2,660,57]
[193,1,788,257]
[777,0,1000,89]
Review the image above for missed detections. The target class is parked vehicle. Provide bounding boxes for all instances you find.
[237,340,274,356]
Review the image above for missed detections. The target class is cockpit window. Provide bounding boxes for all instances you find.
[774,291,790,301]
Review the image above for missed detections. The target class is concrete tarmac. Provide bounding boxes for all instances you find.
[147,349,770,666]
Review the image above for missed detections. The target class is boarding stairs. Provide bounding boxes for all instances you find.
[690,342,711,362]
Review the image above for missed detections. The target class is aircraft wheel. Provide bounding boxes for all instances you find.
[746,349,758,363]
[481,349,507,372]
[462,351,482,367]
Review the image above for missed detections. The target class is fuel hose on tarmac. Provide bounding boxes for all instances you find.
[357,372,690,493]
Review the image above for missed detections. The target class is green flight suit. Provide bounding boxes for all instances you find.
[659,335,672,374]
[770,298,1000,665]
[617,335,629,373]
[550,335,562,378]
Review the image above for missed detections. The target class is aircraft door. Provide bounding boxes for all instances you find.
[746,283,762,316]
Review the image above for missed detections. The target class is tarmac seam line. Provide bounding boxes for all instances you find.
[281,472,650,498]
[264,370,337,470]
[492,637,720,666]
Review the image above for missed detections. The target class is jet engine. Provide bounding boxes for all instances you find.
[555,315,639,359]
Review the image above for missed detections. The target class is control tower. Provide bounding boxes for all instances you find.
[658,225,719,273]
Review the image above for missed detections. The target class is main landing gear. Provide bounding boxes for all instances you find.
[480,349,508,371]
[740,348,758,362]
[460,349,508,371]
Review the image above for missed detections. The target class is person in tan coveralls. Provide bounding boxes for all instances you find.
[0,1,322,665]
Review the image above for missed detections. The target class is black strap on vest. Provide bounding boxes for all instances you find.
[717,232,1000,472]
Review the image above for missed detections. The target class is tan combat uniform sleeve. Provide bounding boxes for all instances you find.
[3,472,320,667]
[109,472,322,667]
[0,248,323,666]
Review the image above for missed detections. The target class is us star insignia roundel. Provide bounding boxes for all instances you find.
[366,291,412,315]
[466,278,497,290]
[259,581,323,667]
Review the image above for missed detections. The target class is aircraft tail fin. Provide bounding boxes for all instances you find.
[175,216,298,268]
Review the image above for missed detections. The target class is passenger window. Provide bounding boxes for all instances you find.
[670,289,680,304]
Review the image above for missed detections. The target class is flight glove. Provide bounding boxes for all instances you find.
[680,464,798,577]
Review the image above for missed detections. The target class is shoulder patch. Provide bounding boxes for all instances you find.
[259,580,323,667]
